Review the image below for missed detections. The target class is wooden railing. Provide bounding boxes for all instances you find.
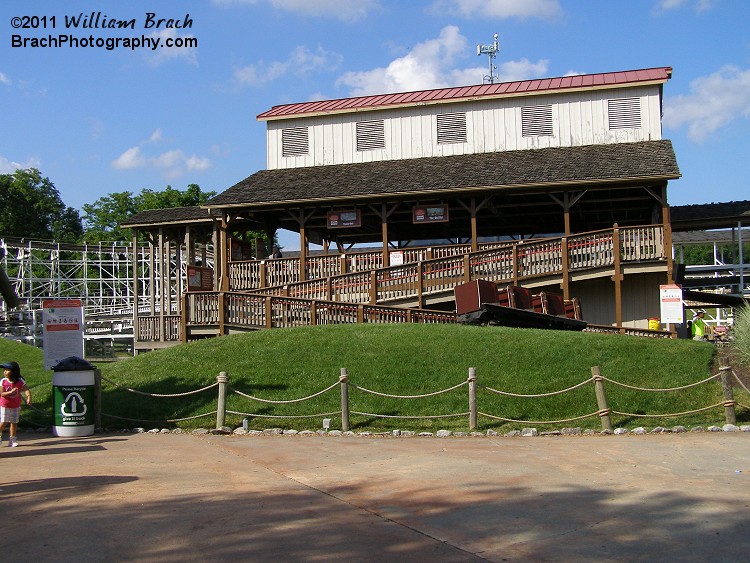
[136,315,182,342]
[228,242,503,291]
[250,225,665,306]
[183,292,457,331]
[136,224,665,343]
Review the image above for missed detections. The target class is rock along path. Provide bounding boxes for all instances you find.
[2,432,749,562]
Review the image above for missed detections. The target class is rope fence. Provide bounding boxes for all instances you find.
[23,359,749,432]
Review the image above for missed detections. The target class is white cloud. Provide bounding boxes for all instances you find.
[430,0,563,19]
[663,65,750,142]
[0,155,41,174]
[112,140,212,178]
[336,26,549,96]
[144,29,198,67]
[654,0,716,13]
[148,129,163,143]
[270,0,379,21]
[0,72,11,85]
[212,0,379,21]
[234,45,343,86]
[112,147,148,170]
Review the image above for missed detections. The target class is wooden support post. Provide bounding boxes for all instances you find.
[265,296,273,329]
[218,292,226,335]
[219,216,229,291]
[463,255,471,284]
[299,225,308,282]
[310,300,317,326]
[180,293,188,343]
[259,261,267,289]
[417,261,424,309]
[719,357,736,425]
[132,234,140,348]
[158,229,165,343]
[468,367,477,432]
[561,237,570,300]
[216,371,228,429]
[340,368,350,432]
[611,224,623,329]
[369,270,377,304]
[591,366,613,432]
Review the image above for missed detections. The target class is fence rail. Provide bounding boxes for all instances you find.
[238,225,665,306]
[46,360,744,433]
[227,225,665,292]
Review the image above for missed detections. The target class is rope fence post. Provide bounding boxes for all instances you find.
[468,367,477,431]
[719,357,736,425]
[340,368,350,431]
[216,371,228,429]
[591,366,613,432]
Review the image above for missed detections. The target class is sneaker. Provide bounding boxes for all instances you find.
[9,437,18,448]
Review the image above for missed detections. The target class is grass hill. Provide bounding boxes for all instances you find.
[2,324,746,433]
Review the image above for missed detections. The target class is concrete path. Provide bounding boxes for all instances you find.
[2,432,749,562]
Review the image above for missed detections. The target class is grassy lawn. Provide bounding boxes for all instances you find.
[3,324,747,433]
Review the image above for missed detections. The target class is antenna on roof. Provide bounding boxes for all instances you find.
[477,33,500,84]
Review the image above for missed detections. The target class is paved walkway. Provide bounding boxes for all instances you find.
[2,432,749,561]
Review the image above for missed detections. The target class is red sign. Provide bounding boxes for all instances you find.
[413,204,449,224]
[327,210,361,229]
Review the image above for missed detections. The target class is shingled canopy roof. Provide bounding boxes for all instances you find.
[207,140,679,209]
[670,200,750,230]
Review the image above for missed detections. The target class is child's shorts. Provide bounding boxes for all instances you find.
[0,406,20,424]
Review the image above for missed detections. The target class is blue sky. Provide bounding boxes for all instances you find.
[1,0,749,250]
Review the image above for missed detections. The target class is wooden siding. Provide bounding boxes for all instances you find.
[266,86,663,169]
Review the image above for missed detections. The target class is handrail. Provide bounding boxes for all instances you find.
[237,225,665,306]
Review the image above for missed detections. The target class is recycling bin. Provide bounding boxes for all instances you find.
[52,356,96,437]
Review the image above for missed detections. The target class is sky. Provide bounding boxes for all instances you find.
[1,0,749,250]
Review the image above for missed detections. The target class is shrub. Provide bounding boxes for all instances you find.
[733,305,750,366]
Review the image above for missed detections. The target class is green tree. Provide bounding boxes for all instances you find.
[81,191,139,243]
[0,168,83,242]
[81,184,217,242]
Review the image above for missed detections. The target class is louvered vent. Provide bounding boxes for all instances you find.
[608,97,641,129]
[281,127,309,157]
[521,105,553,137]
[356,119,385,151]
[437,112,467,144]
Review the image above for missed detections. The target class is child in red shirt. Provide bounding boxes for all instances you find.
[0,361,32,447]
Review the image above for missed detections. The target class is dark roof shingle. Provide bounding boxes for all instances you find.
[206,140,680,208]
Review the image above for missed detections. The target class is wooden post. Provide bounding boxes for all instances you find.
[369,270,377,304]
[463,255,471,284]
[468,367,477,431]
[591,366,613,432]
[340,368,350,432]
[180,293,188,343]
[611,224,623,329]
[719,357,736,425]
[218,292,226,335]
[265,296,273,329]
[561,237,570,300]
[216,371,228,429]
[417,261,424,309]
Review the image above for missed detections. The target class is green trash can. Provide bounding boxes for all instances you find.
[52,356,96,437]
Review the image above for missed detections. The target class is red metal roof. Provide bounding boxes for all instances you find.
[257,67,672,121]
